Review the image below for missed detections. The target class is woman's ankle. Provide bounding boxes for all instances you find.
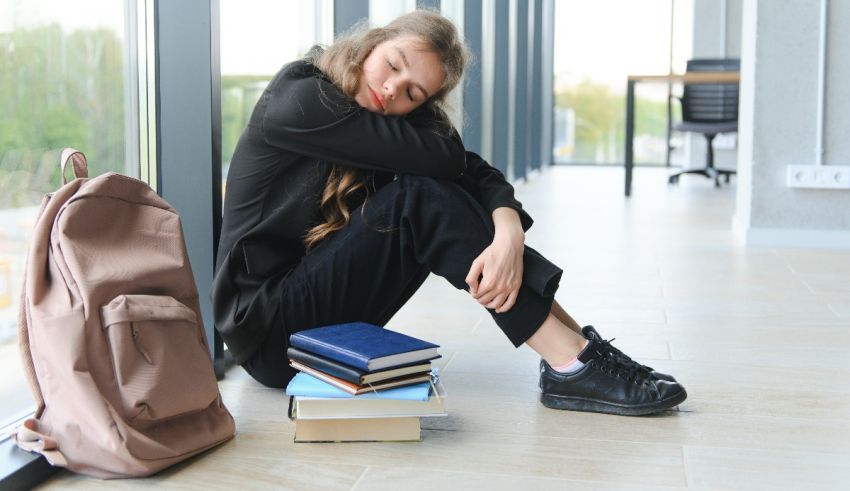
[525,313,588,365]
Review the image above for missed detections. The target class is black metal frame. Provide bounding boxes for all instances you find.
[625,79,636,196]
[209,0,233,380]
[0,438,61,491]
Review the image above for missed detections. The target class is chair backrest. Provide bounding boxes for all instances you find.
[681,58,740,123]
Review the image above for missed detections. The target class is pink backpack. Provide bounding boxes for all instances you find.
[12,149,235,478]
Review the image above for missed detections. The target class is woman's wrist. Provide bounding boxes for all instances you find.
[492,207,525,244]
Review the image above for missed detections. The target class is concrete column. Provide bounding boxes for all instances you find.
[735,0,850,248]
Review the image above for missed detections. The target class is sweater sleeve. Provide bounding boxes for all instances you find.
[457,151,534,231]
[259,63,466,179]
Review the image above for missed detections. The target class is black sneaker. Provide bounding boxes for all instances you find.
[582,326,677,382]
[539,339,687,416]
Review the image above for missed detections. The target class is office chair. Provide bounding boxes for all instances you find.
[668,58,740,187]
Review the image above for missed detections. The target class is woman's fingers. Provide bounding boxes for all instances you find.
[495,289,519,313]
[485,293,507,310]
[478,282,518,308]
[467,242,523,307]
[476,286,499,305]
[465,258,484,296]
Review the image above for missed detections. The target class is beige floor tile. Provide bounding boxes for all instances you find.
[664,310,843,327]
[354,466,689,491]
[639,359,850,395]
[662,288,817,302]
[663,297,838,316]
[436,347,543,376]
[559,306,668,324]
[684,446,850,490]
[556,281,665,299]
[40,451,366,490]
[425,371,850,454]
[555,293,668,310]
[801,276,850,294]
[33,166,850,489]
[775,250,850,275]
[828,302,850,317]
[679,384,850,421]
[667,339,850,370]
[199,423,687,488]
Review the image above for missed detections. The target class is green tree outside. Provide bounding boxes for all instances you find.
[0,24,125,208]
[555,78,675,164]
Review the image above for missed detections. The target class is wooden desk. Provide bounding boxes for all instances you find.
[624,72,740,196]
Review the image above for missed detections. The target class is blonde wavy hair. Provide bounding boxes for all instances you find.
[303,10,470,251]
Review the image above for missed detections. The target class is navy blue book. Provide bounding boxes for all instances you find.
[289,322,440,372]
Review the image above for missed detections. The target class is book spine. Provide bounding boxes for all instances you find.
[289,334,370,371]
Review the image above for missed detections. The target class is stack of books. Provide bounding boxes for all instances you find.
[285,322,447,442]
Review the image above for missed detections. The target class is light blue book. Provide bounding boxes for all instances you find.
[286,370,435,401]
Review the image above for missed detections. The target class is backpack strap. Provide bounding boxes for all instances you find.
[17,283,45,419]
[17,195,51,419]
[60,148,88,185]
[11,418,68,468]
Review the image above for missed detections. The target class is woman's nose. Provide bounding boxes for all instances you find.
[383,81,396,100]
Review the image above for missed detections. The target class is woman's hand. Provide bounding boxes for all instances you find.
[465,208,525,313]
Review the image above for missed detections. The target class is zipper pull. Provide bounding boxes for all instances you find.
[131,324,154,365]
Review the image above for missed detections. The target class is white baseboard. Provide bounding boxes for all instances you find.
[741,226,850,249]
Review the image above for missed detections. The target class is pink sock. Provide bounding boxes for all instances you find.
[551,339,589,374]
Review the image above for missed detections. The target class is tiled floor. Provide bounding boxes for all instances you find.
[41,166,850,490]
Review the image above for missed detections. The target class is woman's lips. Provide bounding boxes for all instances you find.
[368,87,385,112]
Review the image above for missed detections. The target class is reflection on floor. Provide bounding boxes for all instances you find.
[41,166,850,490]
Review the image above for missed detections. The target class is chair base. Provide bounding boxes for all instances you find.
[668,167,735,188]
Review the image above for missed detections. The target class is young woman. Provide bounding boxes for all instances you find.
[212,10,686,416]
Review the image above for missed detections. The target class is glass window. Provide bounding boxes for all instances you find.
[220,0,332,193]
[369,0,415,28]
[0,0,139,428]
[553,0,693,165]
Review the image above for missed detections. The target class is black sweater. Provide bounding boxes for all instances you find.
[212,58,533,363]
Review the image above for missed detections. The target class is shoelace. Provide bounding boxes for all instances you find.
[596,337,655,375]
[594,345,654,385]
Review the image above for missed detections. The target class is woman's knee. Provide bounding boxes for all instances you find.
[398,174,478,208]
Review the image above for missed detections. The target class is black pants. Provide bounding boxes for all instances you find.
[242,175,563,388]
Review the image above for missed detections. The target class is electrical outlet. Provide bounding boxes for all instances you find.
[786,165,850,189]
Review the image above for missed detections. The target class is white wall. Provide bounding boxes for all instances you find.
[693,0,742,58]
[735,0,850,248]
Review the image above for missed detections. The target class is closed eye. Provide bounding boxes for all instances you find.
[386,58,397,71]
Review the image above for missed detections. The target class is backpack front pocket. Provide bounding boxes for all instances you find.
[101,294,219,425]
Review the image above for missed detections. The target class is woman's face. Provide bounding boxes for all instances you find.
[355,35,445,116]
